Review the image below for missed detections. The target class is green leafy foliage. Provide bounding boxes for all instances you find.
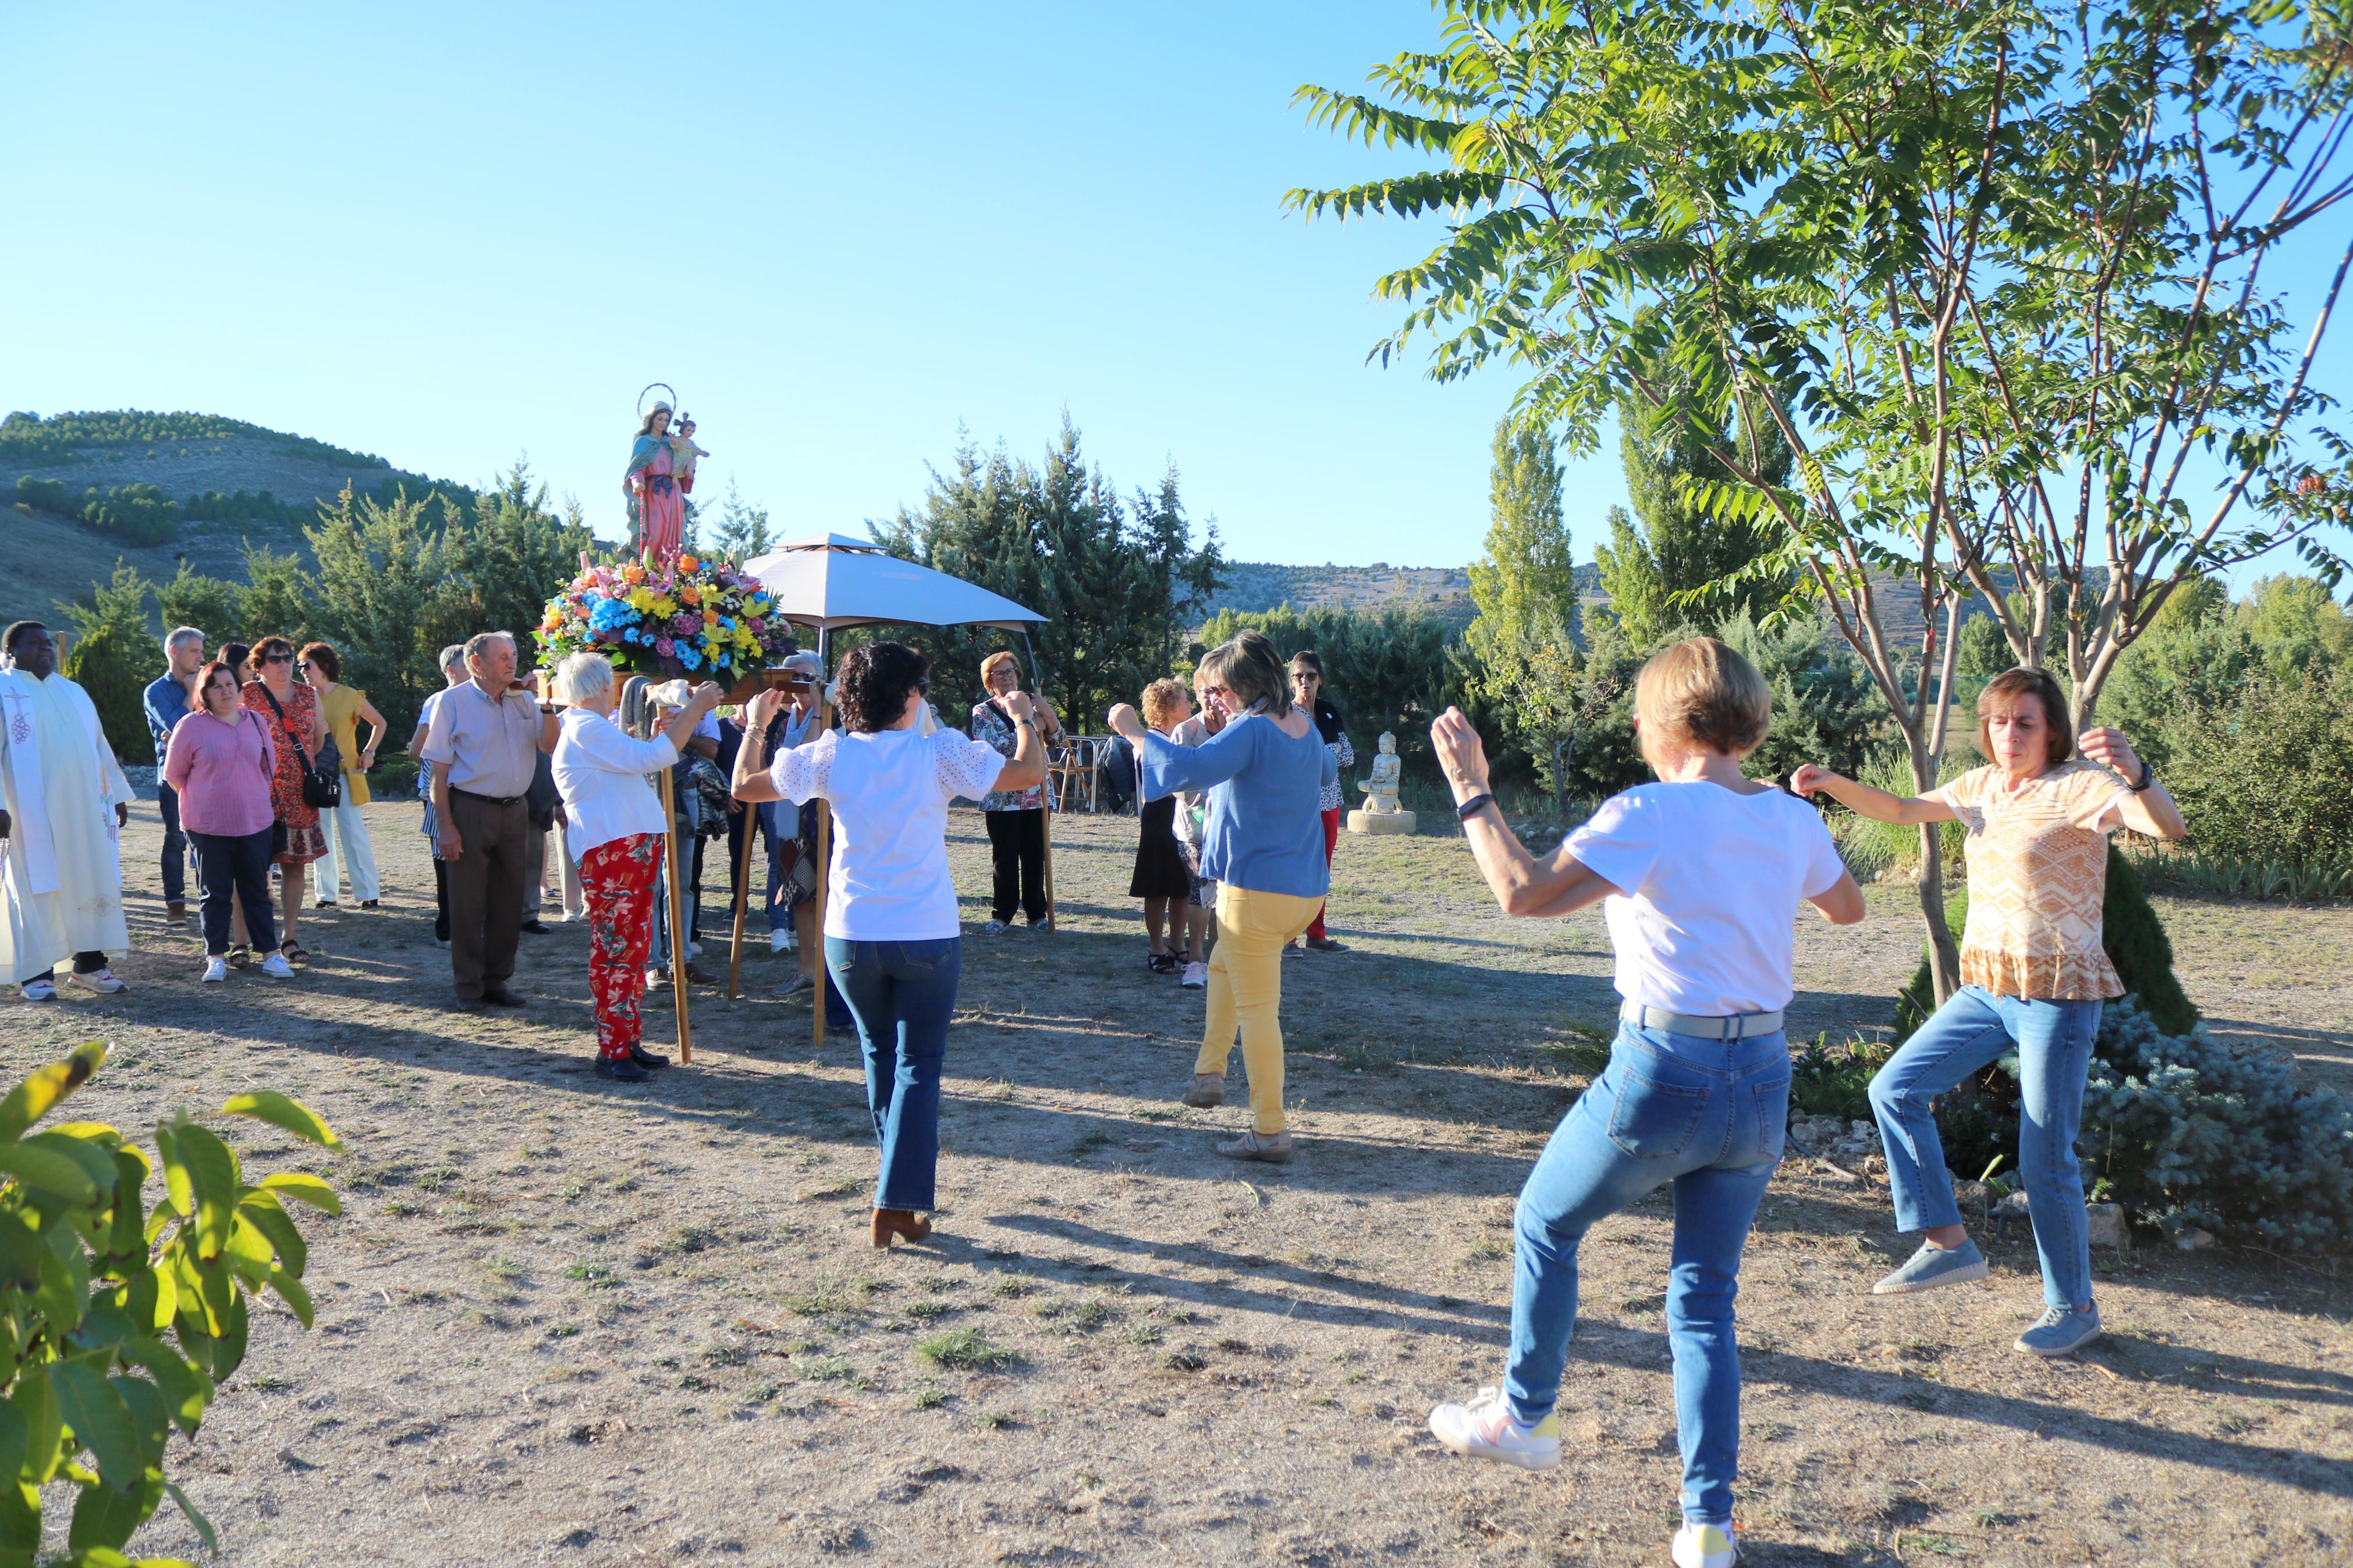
[1,410,392,472]
[2158,665,2353,872]
[58,566,161,765]
[1190,602,1461,773]
[14,479,182,548]
[867,421,1225,730]
[0,1041,339,1565]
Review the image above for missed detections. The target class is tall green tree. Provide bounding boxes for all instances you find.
[1465,418,1589,798]
[1595,390,1793,647]
[56,562,158,761]
[306,483,472,741]
[708,478,774,561]
[869,419,1224,729]
[437,464,592,664]
[1291,0,2353,1000]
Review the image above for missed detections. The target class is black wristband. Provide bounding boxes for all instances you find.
[1456,791,1499,822]
[2130,758,2155,793]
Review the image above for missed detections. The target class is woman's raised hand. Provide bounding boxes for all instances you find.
[2078,727,2141,780]
[1106,702,1145,741]
[1789,763,1833,797]
[1000,689,1037,723]
[745,686,787,728]
[1429,707,1490,799]
[691,681,725,712]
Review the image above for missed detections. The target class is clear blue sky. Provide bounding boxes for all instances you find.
[1,2,2341,593]
[1,1,1558,568]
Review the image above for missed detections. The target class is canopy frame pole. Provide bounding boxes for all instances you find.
[1021,628,1055,933]
[811,628,833,1048]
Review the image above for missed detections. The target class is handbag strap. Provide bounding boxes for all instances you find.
[255,684,315,772]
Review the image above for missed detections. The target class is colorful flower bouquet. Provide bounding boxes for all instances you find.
[539,552,796,685]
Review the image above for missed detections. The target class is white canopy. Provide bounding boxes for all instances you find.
[740,534,1045,634]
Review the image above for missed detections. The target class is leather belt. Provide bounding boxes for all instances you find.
[450,787,527,808]
[1621,1005,1786,1040]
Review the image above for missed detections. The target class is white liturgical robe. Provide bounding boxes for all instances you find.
[0,670,131,982]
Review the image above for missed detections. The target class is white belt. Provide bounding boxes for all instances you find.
[1622,1005,1786,1040]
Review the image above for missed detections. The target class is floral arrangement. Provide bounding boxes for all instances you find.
[538,551,795,682]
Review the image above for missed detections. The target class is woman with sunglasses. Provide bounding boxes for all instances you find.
[240,636,328,964]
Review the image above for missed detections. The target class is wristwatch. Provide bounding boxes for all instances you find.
[2130,758,2156,792]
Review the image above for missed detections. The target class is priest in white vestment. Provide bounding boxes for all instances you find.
[0,623,132,999]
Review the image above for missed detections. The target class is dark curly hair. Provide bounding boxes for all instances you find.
[836,641,931,733]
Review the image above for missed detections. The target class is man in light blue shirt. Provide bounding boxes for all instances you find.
[141,627,205,923]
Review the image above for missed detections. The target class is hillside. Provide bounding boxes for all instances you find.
[1202,561,1611,632]
[1,410,464,631]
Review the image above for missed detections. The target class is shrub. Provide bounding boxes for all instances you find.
[58,564,163,764]
[2082,1001,2353,1250]
[15,476,182,547]
[0,1041,341,1564]
[916,1329,1022,1372]
[2160,667,2353,869]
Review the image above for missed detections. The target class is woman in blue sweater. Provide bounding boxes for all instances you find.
[1109,631,1336,1163]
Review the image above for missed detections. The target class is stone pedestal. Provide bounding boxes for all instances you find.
[1347,808,1417,835]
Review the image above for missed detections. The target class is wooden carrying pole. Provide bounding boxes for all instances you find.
[809,635,833,1049]
[1021,629,1055,931]
[658,744,693,1064]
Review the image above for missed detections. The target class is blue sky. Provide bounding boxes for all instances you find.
[2,2,2344,592]
[2,2,1550,567]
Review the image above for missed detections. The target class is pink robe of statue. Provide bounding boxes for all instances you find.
[629,442,684,562]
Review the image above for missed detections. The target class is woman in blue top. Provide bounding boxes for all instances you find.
[1109,631,1336,1164]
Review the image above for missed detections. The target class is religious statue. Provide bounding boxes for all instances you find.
[625,403,687,562]
[1347,731,1415,835]
[671,415,708,496]
[1361,733,1403,813]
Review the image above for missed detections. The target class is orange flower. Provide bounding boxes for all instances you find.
[678,584,702,606]
[678,554,700,573]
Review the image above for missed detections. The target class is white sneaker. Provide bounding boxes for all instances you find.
[1427,1387,1560,1471]
[202,957,228,983]
[19,980,56,1002]
[687,940,704,959]
[768,929,790,954]
[1671,1521,1738,1568]
[982,919,1009,936]
[260,953,296,979]
[1180,961,1208,988]
[65,968,127,994]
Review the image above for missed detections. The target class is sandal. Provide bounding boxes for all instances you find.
[1148,951,1179,975]
[226,944,250,970]
[279,940,310,966]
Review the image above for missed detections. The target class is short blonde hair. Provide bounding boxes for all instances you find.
[552,651,616,706]
[1633,637,1771,756]
[979,650,1020,688]
[1140,678,1188,730]
[1198,630,1291,717]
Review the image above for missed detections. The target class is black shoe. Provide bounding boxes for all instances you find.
[481,986,528,1008]
[595,1055,652,1082]
[628,1046,673,1071]
[520,919,552,934]
[359,899,380,910]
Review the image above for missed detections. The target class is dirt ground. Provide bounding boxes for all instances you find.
[14,801,2352,1566]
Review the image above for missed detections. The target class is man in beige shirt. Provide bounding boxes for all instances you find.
[422,631,558,1008]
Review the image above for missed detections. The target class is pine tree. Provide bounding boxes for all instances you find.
[56,562,158,762]
[1466,419,1577,649]
[1593,387,1793,647]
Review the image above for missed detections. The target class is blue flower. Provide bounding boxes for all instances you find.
[679,645,704,670]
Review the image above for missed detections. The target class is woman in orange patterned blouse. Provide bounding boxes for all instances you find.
[1792,666,2184,1358]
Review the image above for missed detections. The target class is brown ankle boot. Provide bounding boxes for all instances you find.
[871,1208,932,1248]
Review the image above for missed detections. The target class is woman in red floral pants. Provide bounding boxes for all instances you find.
[548,652,725,1081]
[579,831,664,1065]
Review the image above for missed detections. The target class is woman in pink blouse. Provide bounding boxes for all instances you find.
[163,660,295,982]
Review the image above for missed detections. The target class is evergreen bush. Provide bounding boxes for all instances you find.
[58,565,162,765]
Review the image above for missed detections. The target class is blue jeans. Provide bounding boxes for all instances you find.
[825,936,963,1212]
[1507,1021,1788,1527]
[1869,985,2102,1312]
[158,781,190,904]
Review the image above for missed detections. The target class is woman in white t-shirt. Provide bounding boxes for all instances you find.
[1421,638,1864,1568]
[733,642,1046,1249]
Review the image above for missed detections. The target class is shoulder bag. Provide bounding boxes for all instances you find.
[257,685,342,810]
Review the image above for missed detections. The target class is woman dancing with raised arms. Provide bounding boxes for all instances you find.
[734,643,1046,1247]
[1426,638,1863,1568]
[1791,666,2184,1357]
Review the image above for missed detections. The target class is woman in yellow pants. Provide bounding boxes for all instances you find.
[1109,631,1335,1162]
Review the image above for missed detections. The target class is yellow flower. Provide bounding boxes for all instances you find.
[650,596,677,617]
[626,588,656,614]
